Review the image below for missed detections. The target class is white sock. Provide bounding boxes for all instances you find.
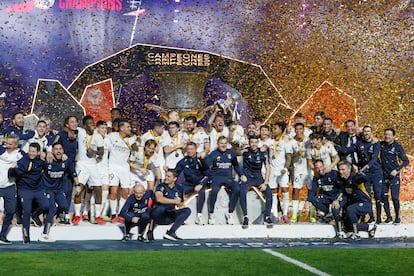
[101,190,109,217]
[292,200,299,218]
[109,200,118,216]
[272,194,279,217]
[119,198,126,213]
[282,192,289,216]
[74,203,82,216]
[95,204,102,218]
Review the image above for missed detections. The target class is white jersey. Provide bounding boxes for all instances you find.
[22,130,49,153]
[105,132,135,169]
[258,138,273,149]
[229,124,246,147]
[208,126,229,153]
[129,147,160,170]
[268,136,292,171]
[306,142,338,169]
[162,133,185,169]
[288,126,313,139]
[0,148,23,188]
[77,128,104,165]
[290,138,311,175]
[182,129,209,154]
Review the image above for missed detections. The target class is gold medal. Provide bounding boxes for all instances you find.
[175,152,179,158]
[272,155,276,160]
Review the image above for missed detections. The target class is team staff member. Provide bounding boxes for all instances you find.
[39,142,80,242]
[203,136,246,225]
[380,128,409,224]
[0,134,23,244]
[239,135,273,229]
[175,142,208,225]
[9,143,48,243]
[148,170,191,241]
[305,159,341,223]
[120,184,153,242]
[337,161,376,240]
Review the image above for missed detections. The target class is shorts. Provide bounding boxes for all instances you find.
[130,169,155,189]
[76,162,101,187]
[108,166,131,188]
[292,172,313,189]
[268,169,289,189]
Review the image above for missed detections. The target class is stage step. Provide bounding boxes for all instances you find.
[7,223,414,241]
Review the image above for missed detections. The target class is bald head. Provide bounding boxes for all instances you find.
[133,184,146,200]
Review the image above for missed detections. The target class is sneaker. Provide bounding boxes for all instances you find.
[272,216,280,224]
[31,215,43,227]
[94,216,106,225]
[264,216,273,228]
[82,213,89,221]
[376,218,382,224]
[336,231,347,239]
[23,235,30,244]
[163,230,182,241]
[225,213,235,225]
[368,224,377,238]
[195,214,203,225]
[349,233,361,241]
[137,235,145,242]
[393,218,401,224]
[242,216,249,229]
[16,216,23,226]
[121,235,129,242]
[290,215,298,223]
[147,230,154,241]
[72,215,81,226]
[0,236,12,245]
[102,215,111,222]
[118,216,125,223]
[208,214,216,225]
[384,217,393,224]
[367,217,375,224]
[309,216,317,223]
[282,215,289,224]
[111,215,118,224]
[38,234,56,243]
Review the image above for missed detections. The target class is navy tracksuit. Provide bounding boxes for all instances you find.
[340,173,371,231]
[380,141,409,220]
[151,183,191,232]
[54,130,78,211]
[9,154,49,238]
[40,158,77,234]
[203,148,243,214]
[240,147,272,217]
[175,156,208,213]
[5,126,35,148]
[120,190,153,236]
[308,170,341,219]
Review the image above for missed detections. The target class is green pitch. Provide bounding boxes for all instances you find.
[1,248,413,275]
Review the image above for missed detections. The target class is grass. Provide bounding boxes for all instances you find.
[0,248,413,275]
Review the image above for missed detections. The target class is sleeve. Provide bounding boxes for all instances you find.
[20,130,35,140]
[175,158,184,175]
[66,160,78,179]
[8,158,29,178]
[306,177,318,201]
[202,152,213,177]
[232,152,244,177]
[396,144,409,171]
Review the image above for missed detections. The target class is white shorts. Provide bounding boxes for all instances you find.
[108,166,131,189]
[292,172,312,189]
[268,169,289,189]
[76,162,101,187]
[130,170,154,189]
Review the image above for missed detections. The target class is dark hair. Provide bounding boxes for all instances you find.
[29,142,41,152]
[145,139,158,148]
[96,120,107,127]
[186,141,197,148]
[274,121,286,133]
[259,125,270,131]
[314,111,326,119]
[152,120,165,129]
[53,142,64,148]
[64,115,78,127]
[168,121,180,128]
[338,160,352,169]
[295,112,305,118]
[217,135,228,143]
[12,112,24,120]
[384,127,396,136]
[110,107,122,114]
[294,122,304,129]
[248,134,259,141]
[117,118,129,128]
[167,169,178,178]
[324,117,333,123]
[310,133,323,140]
[345,119,356,126]
[184,116,197,124]
[313,159,324,166]
[36,120,47,126]
[362,125,372,131]
[82,115,94,126]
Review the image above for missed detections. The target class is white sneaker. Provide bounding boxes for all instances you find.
[336,231,347,239]
[38,234,56,243]
[208,213,215,225]
[225,213,235,225]
[195,213,203,225]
